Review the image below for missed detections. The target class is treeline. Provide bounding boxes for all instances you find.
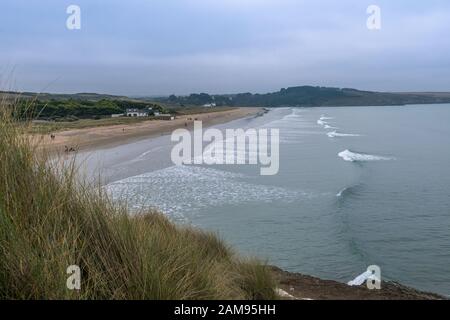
[161,87,374,107]
[14,99,166,120]
[161,86,450,107]
[166,93,233,106]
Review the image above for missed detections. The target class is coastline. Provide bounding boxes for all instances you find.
[272,267,445,300]
[36,106,446,300]
[38,107,262,153]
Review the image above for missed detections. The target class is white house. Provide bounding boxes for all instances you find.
[203,102,216,108]
[126,108,149,117]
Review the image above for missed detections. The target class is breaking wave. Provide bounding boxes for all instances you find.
[318,115,334,126]
[327,131,361,138]
[338,149,395,162]
[336,184,364,198]
[336,187,349,197]
[264,108,320,144]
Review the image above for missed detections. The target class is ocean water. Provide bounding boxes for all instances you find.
[90,104,450,296]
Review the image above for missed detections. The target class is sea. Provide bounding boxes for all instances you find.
[79,104,450,296]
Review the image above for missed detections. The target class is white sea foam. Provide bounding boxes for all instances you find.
[317,119,327,126]
[338,149,395,162]
[327,131,361,138]
[264,108,320,144]
[320,116,333,121]
[106,166,308,221]
[324,124,338,129]
[336,187,347,197]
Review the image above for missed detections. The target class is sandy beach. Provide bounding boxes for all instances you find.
[38,107,262,153]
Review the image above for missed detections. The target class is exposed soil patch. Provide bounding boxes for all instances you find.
[272,266,445,300]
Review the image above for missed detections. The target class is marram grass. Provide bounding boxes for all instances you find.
[0,103,276,300]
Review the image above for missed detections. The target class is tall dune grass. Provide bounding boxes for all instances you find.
[0,102,276,300]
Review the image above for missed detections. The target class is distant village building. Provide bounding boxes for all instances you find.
[203,103,216,108]
[126,108,149,117]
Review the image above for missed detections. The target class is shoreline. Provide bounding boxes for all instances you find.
[272,267,445,300]
[38,107,262,153]
[36,106,447,300]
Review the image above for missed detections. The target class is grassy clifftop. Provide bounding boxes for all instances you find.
[0,104,276,300]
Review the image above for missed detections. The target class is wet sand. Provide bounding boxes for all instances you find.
[39,107,262,153]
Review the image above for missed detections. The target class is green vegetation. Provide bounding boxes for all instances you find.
[14,98,166,121]
[0,104,276,300]
[0,91,130,102]
[166,93,233,107]
[161,86,450,107]
[4,87,450,117]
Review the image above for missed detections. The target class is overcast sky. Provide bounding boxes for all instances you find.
[1,0,449,95]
